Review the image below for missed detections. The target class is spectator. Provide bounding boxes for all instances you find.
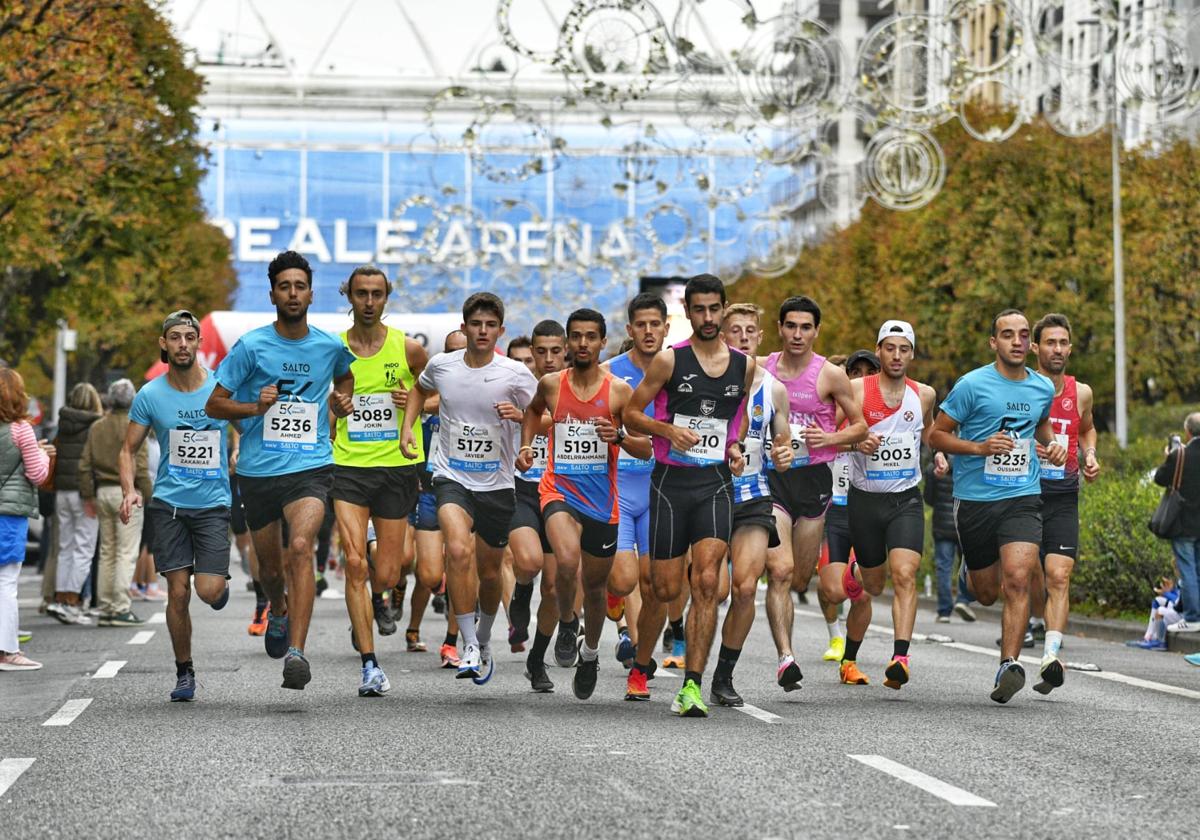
[79,379,151,627]
[45,383,103,625]
[0,368,53,671]
[1155,412,1200,633]
[924,453,976,623]
[1134,576,1180,650]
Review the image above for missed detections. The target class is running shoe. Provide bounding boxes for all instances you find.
[47,602,73,625]
[473,644,495,686]
[1133,638,1168,650]
[662,638,686,669]
[842,560,864,602]
[573,657,599,700]
[0,652,42,671]
[508,625,527,653]
[709,674,743,707]
[405,630,427,652]
[777,656,803,692]
[1030,622,1047,642]
[17,629,32,644]
[990,659,1026,704]
[509,588,531,645]
[994,630,1036,649]
[358,663,391,697]
[936,615,951,624]
[315,573,328,596]
[615,630,635,667]
[1033,654,1065,695]
[1184,653,1200,666]
[953,602,977,622]
[606,593,625,621]
[823,635,846,662]
[839,660,869,685]
[281,647,311,690]
[883,655,910,690]
[170,671,196,702]
[375,601,397,636]
[431,592,446,615]
[457,643,481,680]
[264,611,289,659]
[248,604,268,636]
[554,615,580,668]
[525,660,554,693]
[625,668,650,701]
[108,611,144,627]
[439,643,460,668]
[671,679,709,718]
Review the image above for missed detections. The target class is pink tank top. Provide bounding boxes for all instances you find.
[764,351,837,466]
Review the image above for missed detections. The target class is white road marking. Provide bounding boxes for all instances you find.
[848,755,996,807]
[1084,669,1200,701]
[654,668,680,679]
[0,758,35,796]
[92,660,127,679]
[43,698,93,727]
[735,703,782,724]
[148,612,166,624]
[127,631,155,645]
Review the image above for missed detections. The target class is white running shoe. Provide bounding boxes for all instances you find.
[456,643,481,680]
[1168,620,1200,633]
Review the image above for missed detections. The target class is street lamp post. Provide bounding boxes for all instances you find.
[1110,77,1128,449]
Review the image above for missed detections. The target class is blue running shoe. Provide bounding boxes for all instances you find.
[358,663,391,697]
[615,631,635,668]
[472,644,495,686]
[1186,653,1200,666]
[282,647,311,690]
[211,585,230,611]
[170,671,196,702]
[990,659,1025,704]
[264,611,289,659]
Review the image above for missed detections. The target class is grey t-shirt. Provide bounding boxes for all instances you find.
[418,349,537,491]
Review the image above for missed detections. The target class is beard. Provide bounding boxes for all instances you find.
[278,304,307,324]
[171,354,196,371]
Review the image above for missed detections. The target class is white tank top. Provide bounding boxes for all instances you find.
[849,375,923,494]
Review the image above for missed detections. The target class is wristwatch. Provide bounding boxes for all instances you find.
[614,428,626,446]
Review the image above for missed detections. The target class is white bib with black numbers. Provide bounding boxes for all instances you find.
[346,393,398,442]
[263,401,318,452]
[984,437,1032,486]
[443,418,502,473]
[168,429,221,479]
[850,381,924,494]
[670,414,727,466]
[553,422,606,475]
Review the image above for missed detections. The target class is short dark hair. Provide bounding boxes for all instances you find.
[779,295,821,326]
[627,292,667,322]
[567,308,607,339]
[268,250,313,287]
[506,336,532,358]
[463,292,505,324]
[684,274,726,308]
[532,319,565,339]
[991,308,1028,336]
[1033,312,1071,343]
[340,265,391,297]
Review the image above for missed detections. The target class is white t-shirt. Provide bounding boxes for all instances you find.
[418,350,537,491]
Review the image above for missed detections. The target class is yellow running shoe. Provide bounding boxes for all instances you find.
[823,636,845,662]
[839,660,870,685]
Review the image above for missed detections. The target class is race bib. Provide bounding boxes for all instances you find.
[425,421,440,473]
[742,437,765,477]
[670,414,727,466]
[984,437,1032,486]
[168,429,221,479]
[263,401,318,452]
[617,446,654,474]
[865,432,920,481]
[553,422,607,474]
[346,393,398,442]
[1041,433,1070,480]
[444,419,501,473]
[523,434,549,480]
[767,423,810,469]
[831,453,850,505]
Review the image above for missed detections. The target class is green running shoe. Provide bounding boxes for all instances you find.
[670,679,709,718]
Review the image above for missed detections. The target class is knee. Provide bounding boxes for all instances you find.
[416,566,441,591]
[890,564,917,592]
[691,567,719,601]
[732,577,757,605]
[652,578,680,604]
[767,561,793,585]
[167,581,191,604]
[446,539,473,566]
[288,535,312,559]
[608,567,637,597]
[1044,566,1071,592]
[862,573,886,598]
[344,552,369,583]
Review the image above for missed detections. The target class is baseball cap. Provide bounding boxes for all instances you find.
[845,349,881,373]
[877,319,915,349]
[161,310,201,363]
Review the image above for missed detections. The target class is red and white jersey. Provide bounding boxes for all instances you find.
[849,375,923,494]
[1041,375,1080,491]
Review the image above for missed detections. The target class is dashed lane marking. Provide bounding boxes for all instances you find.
[127,631,155,645]
[0,758,35,796]
[148,612,166,624]
[735,703,783,724]
[848,754,996,807]
[92,660,127,679]
[43,698,92,727]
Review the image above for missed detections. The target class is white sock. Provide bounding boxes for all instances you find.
[476,610,496,646]
[1044,630,1063,658]
[581,642,599,662]
[827,620,844,641]
[456,613,478,648]
[1030,617,1046,630]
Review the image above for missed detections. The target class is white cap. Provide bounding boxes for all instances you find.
[877,319,916,349]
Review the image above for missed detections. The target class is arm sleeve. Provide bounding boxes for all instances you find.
[11,422,49,485]
[215,339,252,395]
[79,430,96,499]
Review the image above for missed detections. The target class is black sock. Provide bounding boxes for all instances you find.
[684,670,702,687]
[893,639,910,658]
[670,618,684,640]
[513,581,534,603]
[361,652,377,668]
[253,580,265,599]
[633,660,650,675]
[372,592,384,608]
[443,632,458,647]
[559,616,578,633]
[714,645,741,679]
[529,630,552,666]
[176,659,194,677]
[844,637,864,662]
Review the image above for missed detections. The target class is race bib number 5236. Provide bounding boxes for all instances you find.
[263,401,318,452]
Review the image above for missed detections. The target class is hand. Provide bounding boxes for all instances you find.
[933,451,950,477]
[802,426,831,450]
[119,491,143,525]
[399,427,419,460]
[495,401,523,422]
[228,449,239,474]
[1044,441,1068,467]
[1082,450,1100,482]
[667,425,700,454]
[256,385,279,415]
[516,447,534,473]
[331,390,354,418]
[83,499,97,519]
[38,441,56,460]
[593,416,619,444]
[978,432,1015,457]
[770,430,793,471]
[727,444,746,477]
[390,387,409,412]
[857,432,882,457]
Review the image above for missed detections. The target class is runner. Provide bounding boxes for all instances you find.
[604,293,668,696]
[763,296,867,693]
[507,336,535,373]
[509,319,567,691]
[119,310,234,701]
[330,265,427,697]
[928,308,1066,703]
[837,321,936,689]
[1030,312,1100,693]
[711,303,793,707]
[206,250,356,690]
[624,274,753,717]
[400,292,537,684]
[228,430,268,635]
[519,308,642,699]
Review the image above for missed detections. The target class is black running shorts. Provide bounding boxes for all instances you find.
[953,494,1042,572]
[147,499,232,578]
[229,473,248,536]
[847,485,925,569]
[238,466,334,533]
[1040,491,1079,561]
[432,477,515,549]
[768,462,833,521]
[542,499,619,559]
[732,496,780,549]
[331,464,420,520]
[824,503,852,565]
[649,463,733,561]
[510,479,552,554]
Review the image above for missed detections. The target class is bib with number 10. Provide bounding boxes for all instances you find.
[347,393,398,442]
[865,432,920,480]
[263,401,319,452]
[984,437,1032,485]
[671,414,727,466]
[553,422,607,474]
[169,429,221,479]
[445,419,501,473]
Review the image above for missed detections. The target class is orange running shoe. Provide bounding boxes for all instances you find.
[606,593,625,621]
[439,643,460,669]
[625,668,650,701]
[884,655,910,690]
[839,660,870,685]
[247,603,268,636]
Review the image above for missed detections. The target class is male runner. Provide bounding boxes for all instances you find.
[519,308,643,699]
[1030,312,1100,693]
[763,296,867,692]
[330,265,427,697]
[507,336,535,373]
[604,293,669,698]
[835,321,936,689]
[929,309,1066,703]
[711,303,793,707]
[119,311,233,702]
[400,292,537,684]
[625,274,752,717]
[207,250,355,690]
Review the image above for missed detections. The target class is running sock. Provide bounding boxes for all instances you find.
[1044,630,1063,658]
[176,660,194,677]
[684,670,702,687]
[843,637,864,662]
[827,620,844,641]
[252,580,265,599]
[476,610,497,646]
[714,645,741,679]
[893,639,910,659]
[669,617,684,640]
[529,631,552,666]
[632,660,650,675]
[580,642,599,662]
[456,613,479,648]
[513,581,534,606]
[361,652,378,669]
[443,631,458,647]
[371,592,385,608]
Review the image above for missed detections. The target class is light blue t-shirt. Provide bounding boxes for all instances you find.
[215,324,354,478]
[129,371,231,510]
[939,364,1055,502]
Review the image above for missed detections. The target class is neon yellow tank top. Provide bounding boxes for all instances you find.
[333,326,424,468]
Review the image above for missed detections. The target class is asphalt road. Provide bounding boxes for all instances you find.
[3,564,1198,840]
